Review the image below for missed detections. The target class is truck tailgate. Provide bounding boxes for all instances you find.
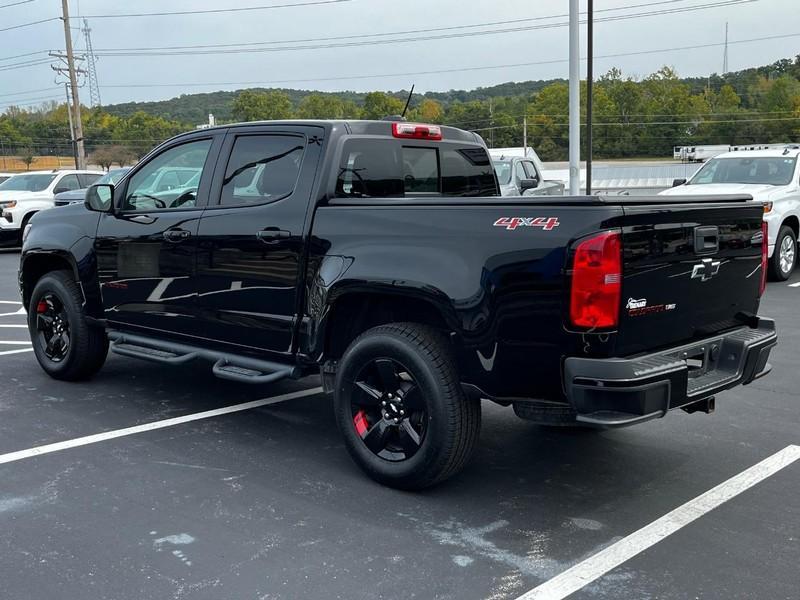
[615,201,764,356]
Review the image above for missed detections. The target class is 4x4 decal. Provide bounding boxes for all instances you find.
[493,217,560,231]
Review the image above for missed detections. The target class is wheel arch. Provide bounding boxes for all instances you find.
[315,287,459,363]
[781,214,799,239]
[20,251,82,310]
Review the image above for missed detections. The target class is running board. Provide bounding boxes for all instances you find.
[108,332,300,384]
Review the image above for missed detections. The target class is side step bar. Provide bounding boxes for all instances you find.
[108,332,300,384]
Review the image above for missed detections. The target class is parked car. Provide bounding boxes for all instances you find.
[54,167,131,207]
[20,120,776,489]
[490,147,564,196]
[0,173,14,185]
[660,147,799,280]
[0,169,103,245]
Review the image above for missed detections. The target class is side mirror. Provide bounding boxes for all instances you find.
[672,178,687,187]
[85,183,114,212]
[520,178,539,191]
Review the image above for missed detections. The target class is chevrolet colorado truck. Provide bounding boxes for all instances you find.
[19,120,777,489]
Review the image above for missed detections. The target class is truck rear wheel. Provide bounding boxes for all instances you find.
[28,270,108,381]
[769,225,796,281]
[334,323,480,490]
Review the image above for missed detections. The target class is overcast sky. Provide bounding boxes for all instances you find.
[1,0,798,110]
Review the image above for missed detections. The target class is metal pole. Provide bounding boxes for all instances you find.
[586,0,594,195]
[65,83,78,169]
[523,116,528,153]
[568,0,580,196]
[61,0,86,169]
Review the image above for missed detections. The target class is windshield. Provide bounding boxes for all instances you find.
[97,168,130,185]
[0,173,56,192]
[493,160,513,185]
[690,157,797,186]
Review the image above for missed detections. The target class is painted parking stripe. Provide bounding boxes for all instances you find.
[517,445,800,600]
[0,300,21,305]
[789,282,800,288]
[0,341,31,345]
[0,387,323,466]
[0,307,26,316]
[0,348,33,356]
[0,324,28,328]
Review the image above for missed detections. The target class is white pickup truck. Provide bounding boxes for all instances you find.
[0,169,103,245]
[660,147,799,280]
[490,147,565,197]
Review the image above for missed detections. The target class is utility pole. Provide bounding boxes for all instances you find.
[568,0,580,196]
[61,0,86,169]
[64,84,78,168]
[722,22,729,73]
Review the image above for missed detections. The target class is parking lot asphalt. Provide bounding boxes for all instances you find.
[0,249,798,600]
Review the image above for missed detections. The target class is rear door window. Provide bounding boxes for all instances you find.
[78,173,101,187]
[220,134,305,206]
[336,139,497,198]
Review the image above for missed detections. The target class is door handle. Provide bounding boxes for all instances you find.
[256,228,291,243]
[163,229,191,242]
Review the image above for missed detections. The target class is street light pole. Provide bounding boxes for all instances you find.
[586,0,594,195]
[568,0,580,196]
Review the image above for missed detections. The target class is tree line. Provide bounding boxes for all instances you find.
[1,56,798,166]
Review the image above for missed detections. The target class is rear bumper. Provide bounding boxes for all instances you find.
[563,318,777,427]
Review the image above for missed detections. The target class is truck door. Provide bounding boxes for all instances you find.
[94,134,222,338]
[194,125,324,358]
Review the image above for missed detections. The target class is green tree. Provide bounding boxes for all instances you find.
[231,90,293,122]
[296,94,345,119]
[361,92,405,119]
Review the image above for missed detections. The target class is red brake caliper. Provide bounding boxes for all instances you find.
[36,300,48,314]
[353,410,369,438]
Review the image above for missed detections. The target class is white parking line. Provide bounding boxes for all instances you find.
[0,387,323,466]
[516,445,800,600]
[0,307,26,316]
[789,282,800,288]
[0,300,22,305]
[0,341,31,345]
[0,348,33,356]
[0,324,28,328]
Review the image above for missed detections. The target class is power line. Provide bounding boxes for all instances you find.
[92,0,759,57]
[0,50,49,62]
[76,0,352,19]
[0,0,35,9]
[90,0,705,54]
[0,58,52,72]
[0,86,58,98]
[98,31,799,90]
[0,16,59,33]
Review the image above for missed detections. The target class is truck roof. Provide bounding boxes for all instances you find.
[172,119,483,145]
[715,147,800,160]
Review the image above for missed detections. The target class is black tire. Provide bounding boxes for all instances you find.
[769,225,797,282]
[28,270,108,381]
[334,323,480,490]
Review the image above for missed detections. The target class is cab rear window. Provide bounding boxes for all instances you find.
[336,139,498,198]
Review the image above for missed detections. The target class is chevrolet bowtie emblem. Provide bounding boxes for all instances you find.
[691,258,722,281]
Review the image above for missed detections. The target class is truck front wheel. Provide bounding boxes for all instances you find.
[28,270,108,381]
[334,323,480,489]
[769,225,797,281]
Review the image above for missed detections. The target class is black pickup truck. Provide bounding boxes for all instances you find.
[20,120,777,489]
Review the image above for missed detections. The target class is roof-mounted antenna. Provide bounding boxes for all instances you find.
[401,84,415,119]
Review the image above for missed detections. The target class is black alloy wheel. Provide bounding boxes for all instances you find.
[350,357,427,462]
[34,292,71,362]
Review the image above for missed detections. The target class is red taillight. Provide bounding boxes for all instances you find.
[392,122,443,141]
[760,221,768,297]
[570,231,622,329]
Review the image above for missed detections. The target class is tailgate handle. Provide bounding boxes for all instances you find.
[694,226,719,255]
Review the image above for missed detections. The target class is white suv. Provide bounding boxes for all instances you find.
[660,147,800,281]
[0,169,103,245]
